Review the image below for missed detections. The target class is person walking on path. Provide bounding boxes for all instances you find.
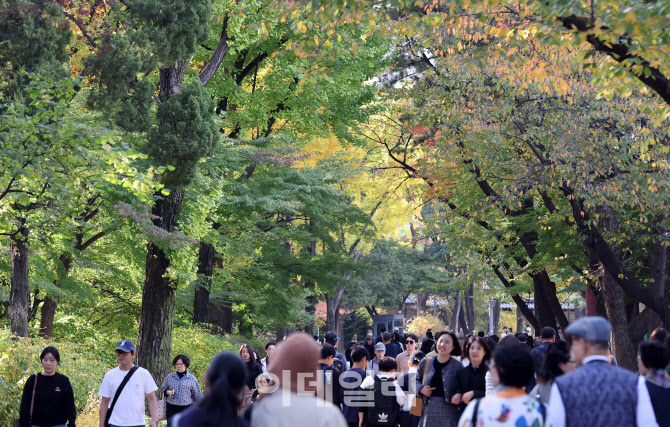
[260,342,275,373]
[458,343,551,427]
[454,337,491,409]
[415,331,464,427]
[383,331,402,359]
[325,331,349,372]
[529,341,575,405]
[548,316,658,427]
[531,327,556,374]
[396,334,419,376]
[420,330,434,355]
[169,352,250,427]
[368,342,386,375]
[249,333,347,427]
[161,354,203,419]
[98,340,158,427]
[638,341,670,427]
[18,346,76,427]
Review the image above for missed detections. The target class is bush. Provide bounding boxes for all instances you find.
[0,329,110,426]
[405,314,447,336]
[0,324,258,426]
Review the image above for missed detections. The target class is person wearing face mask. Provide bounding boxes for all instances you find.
[18,346,76,427]
[453,337,492,410]
[415,331,464,427]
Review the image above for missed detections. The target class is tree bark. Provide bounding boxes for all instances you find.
[596,207,637,371]
[464,283,475,332]
[491,298,501,335]
[39,254,72,338]
[9,225,30,337]
[650,238,669,327]
[137,189,184,383]
[194,242,214,323]
[533,274,556,329]
[516,305,524,334]
[325,287,345,335]
[416,292,429,315]
[450,290,461,331]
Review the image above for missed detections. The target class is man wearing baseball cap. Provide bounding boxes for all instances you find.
[324,331,348,372]
[98,340,158,427]
[367,342,386,375]
[548,317,658,427]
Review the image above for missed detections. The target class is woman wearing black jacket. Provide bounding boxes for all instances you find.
[453,337,492,407]
[19,346,76,427]
[239,344,263,391]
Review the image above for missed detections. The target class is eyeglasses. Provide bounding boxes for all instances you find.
[406,340,416,344]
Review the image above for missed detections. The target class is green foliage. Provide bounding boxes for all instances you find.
[132,0,212,65]
[0,0,71,102]
[146,79,220,189]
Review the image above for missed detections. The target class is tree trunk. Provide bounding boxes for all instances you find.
[194,242,214,323]
[207,297,233,334]
[650,239,668,328]
[303,231,317,335]
[416,292,429,315]
[516,305,524,334]
[533,274,555,329]
[597,207,636,371]
[325,287,345,336]
[464,283,475,332]
[137,189,184,383]
[9,226,30,337]
[458,304,468,333]
[39,254,72,338]
[39,297,58,338]
[491,298,501,335]
[450,290,461,331]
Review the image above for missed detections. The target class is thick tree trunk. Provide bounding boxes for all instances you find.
[194,242,214,323]
[9,226,30,337]
[650,239,668,328]
[416,292,429,315]
[458,304,468,333]
[597,207,636,371]
[39,254,71,338]
[303,232,317,335]
[207,297,233,334]
[39,297,58,338]
[533,275,555,329]
[137,189,184,383]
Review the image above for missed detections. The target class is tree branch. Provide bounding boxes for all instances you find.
[199,14,230,87]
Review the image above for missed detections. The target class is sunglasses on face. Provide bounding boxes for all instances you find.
[406,340,415,344]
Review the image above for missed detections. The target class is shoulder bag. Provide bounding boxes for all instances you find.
[409,357,431,417]
[14,373,38,427]
[105,366,139,427]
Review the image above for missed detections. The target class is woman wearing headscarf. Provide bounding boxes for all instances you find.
[249,332,347,427]
[168,352,249,427]
[415,331,464,427]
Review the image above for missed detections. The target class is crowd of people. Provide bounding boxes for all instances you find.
[16,316,670,427]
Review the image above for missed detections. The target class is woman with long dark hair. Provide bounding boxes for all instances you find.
[455,337,492,408]
[168,352,249,427]
[529,341,575,404]
[415,331,464,427]
[239,344,263,391]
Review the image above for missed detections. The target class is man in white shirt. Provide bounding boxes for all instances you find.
[261,342,276,373]
[98,340,158,427]
[548,317,657,427]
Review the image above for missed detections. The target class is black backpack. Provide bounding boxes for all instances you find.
[331,354,345,374]
[367,376,400,427]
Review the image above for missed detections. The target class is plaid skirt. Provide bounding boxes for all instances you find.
[419,396,461,427]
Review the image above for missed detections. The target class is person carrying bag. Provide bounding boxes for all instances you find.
[104,366,139,427]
